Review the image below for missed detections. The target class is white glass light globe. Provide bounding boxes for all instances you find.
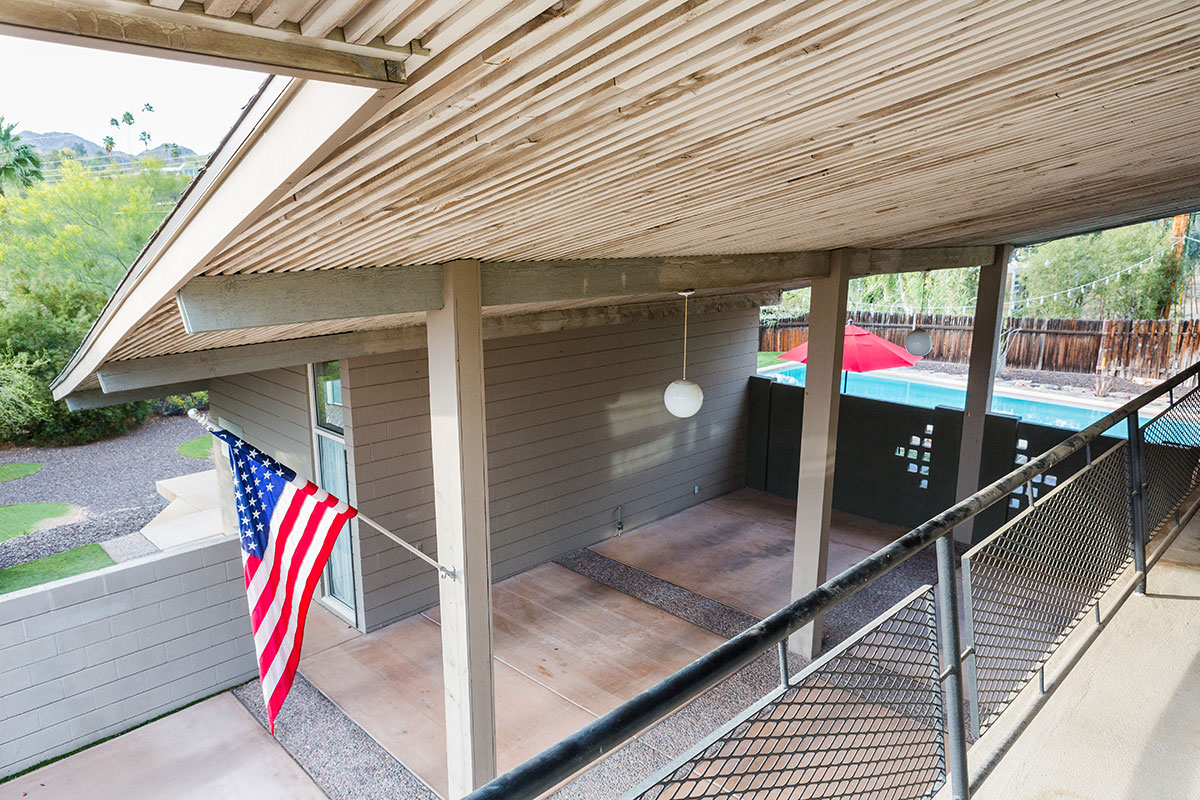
[905,328,933,357]
[664,379,704,418]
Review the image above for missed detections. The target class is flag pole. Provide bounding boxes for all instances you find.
[188,409,456,581]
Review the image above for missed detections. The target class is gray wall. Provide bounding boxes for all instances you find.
[0,538,256,778]
[347,306,759,629]
[208,366,314,477]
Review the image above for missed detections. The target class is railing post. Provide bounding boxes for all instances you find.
[960,556,982,739]
[1126,414,1148,594]
[935,534,971,799]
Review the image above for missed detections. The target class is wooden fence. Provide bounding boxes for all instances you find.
[760,312,1200,379]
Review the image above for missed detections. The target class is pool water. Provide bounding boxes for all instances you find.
[771,364,1145,434]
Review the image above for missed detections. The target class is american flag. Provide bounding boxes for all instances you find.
[213,428,357,733]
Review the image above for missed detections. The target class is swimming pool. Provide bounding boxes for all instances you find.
[769,364,1147,433]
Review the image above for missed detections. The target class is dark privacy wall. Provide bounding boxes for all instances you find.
[745,376,1120,542]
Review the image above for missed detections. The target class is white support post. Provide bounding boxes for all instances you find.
[955,245,1013,544]
[790,249,851,660]
[426,260,497,798]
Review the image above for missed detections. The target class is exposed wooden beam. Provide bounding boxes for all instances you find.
[177,252,825,334]
[0,0,410,88]
[176,264,443,334]
[861,246,998,276]
[480,252,830,306]
[91,290,778,395]
[64,381,211,411]
[175,247,993,335]
[97,326,427,394]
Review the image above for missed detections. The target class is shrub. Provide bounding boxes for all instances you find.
[154,391,209,416]
[0,351,49,440]
[0,276,150,445]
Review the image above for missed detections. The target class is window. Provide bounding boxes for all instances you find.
[314,360,344,434]
[311,361,355,623]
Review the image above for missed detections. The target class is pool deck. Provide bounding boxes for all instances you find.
[758,360,1173,420]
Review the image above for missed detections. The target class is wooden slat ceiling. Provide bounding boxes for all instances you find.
[200,0,1200,277]
[37,0,1200,389]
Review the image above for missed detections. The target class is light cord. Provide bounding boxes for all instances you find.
[682,293,689,380]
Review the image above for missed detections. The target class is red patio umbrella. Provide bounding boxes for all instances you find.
[777,323,922,372]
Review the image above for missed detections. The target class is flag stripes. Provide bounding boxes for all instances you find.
[212,427,356,733]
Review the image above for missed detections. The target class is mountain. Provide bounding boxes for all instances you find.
[16,130,199,166]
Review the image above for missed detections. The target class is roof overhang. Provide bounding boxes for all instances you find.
[12,1,1198,406]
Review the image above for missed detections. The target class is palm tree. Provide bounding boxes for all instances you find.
[0,118,43,197]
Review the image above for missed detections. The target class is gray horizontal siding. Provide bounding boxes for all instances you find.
[207,366,313,478]
[347,307,758,630]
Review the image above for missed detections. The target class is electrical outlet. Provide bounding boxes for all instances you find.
[693,484,700,495]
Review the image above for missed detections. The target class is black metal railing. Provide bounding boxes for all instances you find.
[465,360,1200,800]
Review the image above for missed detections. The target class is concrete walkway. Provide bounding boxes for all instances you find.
[2,694,325,800]
[971,513,1200,800]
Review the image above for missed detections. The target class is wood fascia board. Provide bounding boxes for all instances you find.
[51,78,400,401]
[65,381,211,411]
[0,0,409,87]
[94,289,779,394]
[175,253,828,334]
[861,247,998,275]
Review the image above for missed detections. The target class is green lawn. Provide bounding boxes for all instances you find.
[178,434,214,459]
[0,463,42,482]
[0,544,115,595]
[0,502,75,543]
[757,351,784,369]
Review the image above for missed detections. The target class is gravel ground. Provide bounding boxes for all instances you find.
[233,675,435,800]
[0,415,208,568]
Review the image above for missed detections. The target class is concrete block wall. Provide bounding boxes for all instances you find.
[0,537,257,778]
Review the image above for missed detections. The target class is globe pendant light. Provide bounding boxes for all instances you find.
[905,273,934,357]
[905,327,933,357]
[664,290,704,418]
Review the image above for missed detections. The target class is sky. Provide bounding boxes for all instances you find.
[0,34,266,155]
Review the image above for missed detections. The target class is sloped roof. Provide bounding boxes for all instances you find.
[29,0,1200,399]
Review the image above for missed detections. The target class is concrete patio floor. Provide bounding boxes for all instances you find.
[2,488,922,799]
[3,693,325,800]
[298,488,916,798]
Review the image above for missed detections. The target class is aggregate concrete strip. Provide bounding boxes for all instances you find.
[0,505,161,568]
[233,675,437,800]
[555,548,758,639]
[551,544,956,796]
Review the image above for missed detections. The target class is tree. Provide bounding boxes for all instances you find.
[102,135,115,153]
[0,158,189,444]
[0,158,190,291]
[0,117,43,197]
[1013,221,1181,319]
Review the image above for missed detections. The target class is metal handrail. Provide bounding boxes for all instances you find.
[464,361,1200,800]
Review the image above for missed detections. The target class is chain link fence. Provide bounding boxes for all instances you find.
[961,442,1132,736]
[1142,386,1200,540]
[626,587,943,800]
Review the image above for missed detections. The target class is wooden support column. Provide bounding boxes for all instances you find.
[426,260,497,798]
[790,249,851,660]
[955,245,1013,544]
